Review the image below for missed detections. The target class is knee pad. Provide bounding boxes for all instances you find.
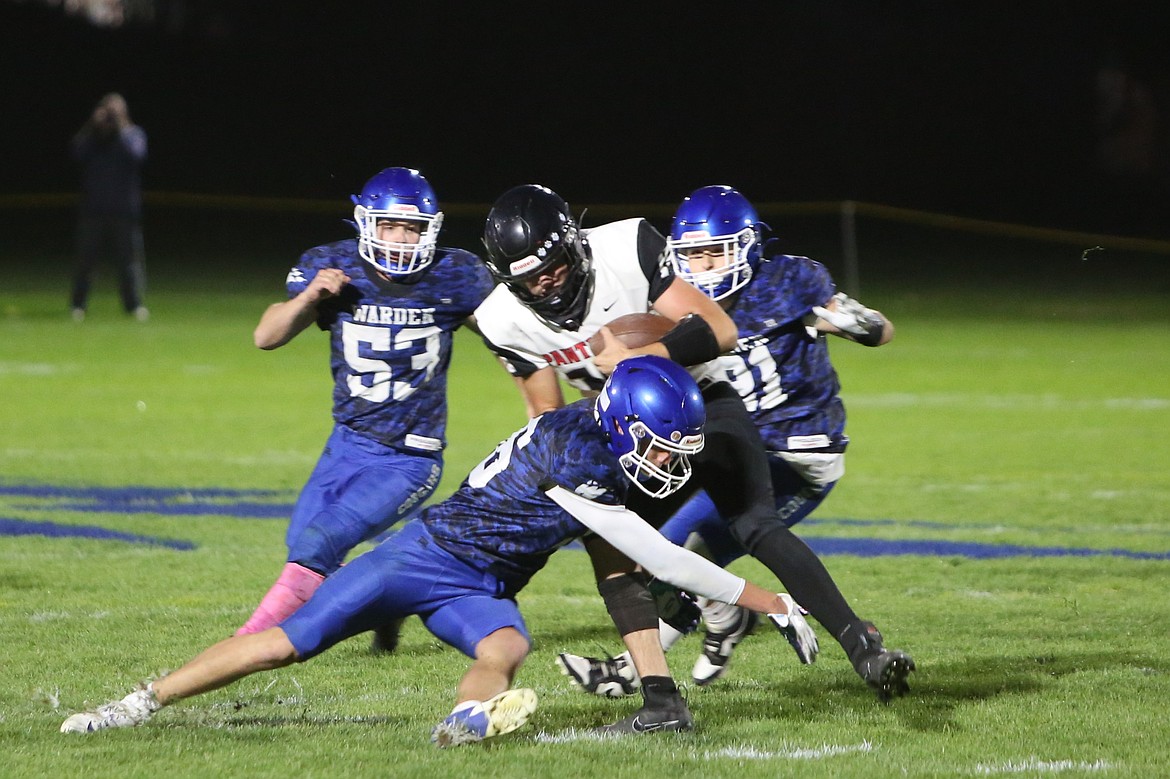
[597,573,658,636]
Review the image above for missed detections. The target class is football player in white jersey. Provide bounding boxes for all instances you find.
[474,185,736,415]
[475,186,849,732]
[476,185,762,732]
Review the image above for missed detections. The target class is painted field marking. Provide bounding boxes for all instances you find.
[3,484,1169,560]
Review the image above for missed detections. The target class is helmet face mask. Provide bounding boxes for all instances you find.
[617,420,702,498]
[668,185,762,301]
[483,185,594,330]
[352,167,444,277]
[594,356,706,498]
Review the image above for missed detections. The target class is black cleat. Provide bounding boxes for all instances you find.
[839,620,915,702]
[596,697,694,735]
[856,649,915,702]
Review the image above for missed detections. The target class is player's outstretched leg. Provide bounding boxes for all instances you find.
[236,562,324,636]
[60,685,161,734]
[839,620,915,702]
[430,688,538,748]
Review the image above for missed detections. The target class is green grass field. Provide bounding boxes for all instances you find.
[2,212,1169,778]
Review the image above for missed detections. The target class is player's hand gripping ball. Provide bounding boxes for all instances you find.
[587,313,675,355]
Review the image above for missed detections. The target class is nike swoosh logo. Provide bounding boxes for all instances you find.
[602,300,617,311]
[632,716,681,732]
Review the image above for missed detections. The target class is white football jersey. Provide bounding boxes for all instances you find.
[476,218,675,393]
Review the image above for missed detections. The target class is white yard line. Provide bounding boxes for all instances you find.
[971,758,1115,774]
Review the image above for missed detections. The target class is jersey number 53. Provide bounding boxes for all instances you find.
[342,322,443,403]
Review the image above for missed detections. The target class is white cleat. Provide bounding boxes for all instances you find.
[430,688,537,748]
[692,606,759,685]
[60,687,160,734]
[556,650,641,697]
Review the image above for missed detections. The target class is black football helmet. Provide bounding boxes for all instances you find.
[482,184,594,330]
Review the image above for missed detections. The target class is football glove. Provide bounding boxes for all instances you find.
[767,593,819,664]
[811,292,885,345]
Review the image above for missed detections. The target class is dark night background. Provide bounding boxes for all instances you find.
[3,1,1169,239]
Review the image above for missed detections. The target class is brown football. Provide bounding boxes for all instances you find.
[587,313,675,355]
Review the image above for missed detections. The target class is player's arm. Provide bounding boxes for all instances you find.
[593,278,737,375]
[253,267,350,350]
[479,328,564,416]
[651,276,738,353]
[513,366,565,418]
[545,485,792,616]
[810,292,894,347]
[593,220,736,374]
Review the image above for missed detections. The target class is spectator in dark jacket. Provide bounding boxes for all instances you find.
[70,92,148,321]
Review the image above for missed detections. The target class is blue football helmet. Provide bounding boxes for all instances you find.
[667,185,763,301]
[595,355,706,498]
[352,167,444,276]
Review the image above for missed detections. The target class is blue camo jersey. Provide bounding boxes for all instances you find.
[285,239,494,450]
[708,254,848,452]
[422,400,628,594]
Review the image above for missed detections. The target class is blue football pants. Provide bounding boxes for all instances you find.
[285,423,442,575]
[281,519,529,660]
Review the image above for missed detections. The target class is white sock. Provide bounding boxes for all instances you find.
[659,619,684,651]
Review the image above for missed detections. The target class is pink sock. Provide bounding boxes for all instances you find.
[235,563,325,636]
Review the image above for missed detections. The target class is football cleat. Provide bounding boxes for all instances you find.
[596,695,693,735]
[60,687,160,734]
[692,606,758,686]
[430,688,538,748]
[556,650,641,698]
[840,620,916,702]
[767,593,819,665]
[856,649,916,702]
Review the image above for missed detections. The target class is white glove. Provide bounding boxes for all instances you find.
[768,593,819,664]
[811,292,876,336]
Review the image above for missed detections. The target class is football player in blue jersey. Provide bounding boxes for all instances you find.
[234,167,495,641]
[60,356,814,745]
[663,184,900,686]
[476,184,911,711]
